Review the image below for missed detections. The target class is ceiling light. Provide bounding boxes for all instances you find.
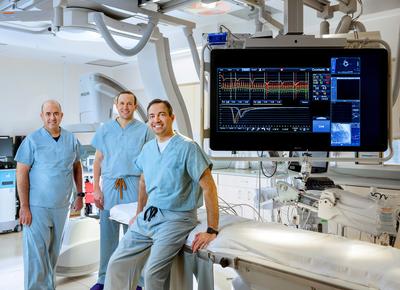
[185,1,231,15]
[200,2,217,9]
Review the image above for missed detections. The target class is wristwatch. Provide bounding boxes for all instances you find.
[77,192,85,198]
[206,227,219,236]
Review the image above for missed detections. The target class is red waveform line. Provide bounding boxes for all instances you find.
[221,80,308,93]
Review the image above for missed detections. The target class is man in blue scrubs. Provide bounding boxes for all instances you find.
[15,100,83,290]
[90,91,154,290]
[104,99,219,290]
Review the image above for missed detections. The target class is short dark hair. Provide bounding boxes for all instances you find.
[115,91,137,105]
[147,99,173,116]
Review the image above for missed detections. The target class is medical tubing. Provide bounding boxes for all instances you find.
[218,196,238,216]
[93,12,158,57]
[257,151,277,178]
[229,204,264,222]
[218,195,264,221]
[260,161,277,178]
[353,21,366,32]
[353,0,364,22]
[219,206,236,216]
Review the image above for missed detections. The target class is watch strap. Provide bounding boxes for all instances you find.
[206,227,219,235]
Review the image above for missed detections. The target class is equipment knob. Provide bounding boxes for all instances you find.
[220,258,230,268]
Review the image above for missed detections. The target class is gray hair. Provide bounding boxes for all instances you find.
[41,100,62,112]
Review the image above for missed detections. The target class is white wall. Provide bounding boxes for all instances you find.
[0,57,115,136]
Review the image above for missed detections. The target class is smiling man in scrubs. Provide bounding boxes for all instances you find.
[15,100,83,290]
[90,91,154,290]
[104,99,219,290]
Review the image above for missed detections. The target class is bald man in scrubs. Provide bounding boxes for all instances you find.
[104,99,219,290]
[15,100,83,290]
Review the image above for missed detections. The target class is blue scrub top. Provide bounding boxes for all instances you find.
[15,127,81,208]
[135,133,212,211]
[91,119,154,178]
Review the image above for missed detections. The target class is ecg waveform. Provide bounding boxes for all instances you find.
[217,68,313,132]
[218,70,310,103]
[218,106,311,132]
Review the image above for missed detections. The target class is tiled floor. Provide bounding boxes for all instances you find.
[0,231,97,290]
[0,231,234,290]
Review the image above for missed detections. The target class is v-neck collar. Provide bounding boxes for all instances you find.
[41,127,62,143]
[155,133,178,155]
[114,118,136,130]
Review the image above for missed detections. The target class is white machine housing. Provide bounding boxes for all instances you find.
[0,169,19,233]
[65,72,149,134]
[318,188,399,236]
[56,217,100,277]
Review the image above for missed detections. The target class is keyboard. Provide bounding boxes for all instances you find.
[305,177,342,191]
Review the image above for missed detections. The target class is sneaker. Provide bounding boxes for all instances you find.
[90,283,104,290]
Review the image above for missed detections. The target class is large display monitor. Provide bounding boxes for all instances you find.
[209,48,388,151]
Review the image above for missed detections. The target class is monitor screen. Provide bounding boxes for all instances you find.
[0,137,13,158]
[209,48,388,151]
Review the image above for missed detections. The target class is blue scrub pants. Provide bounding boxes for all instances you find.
[97,176,139,284]
[23,205,69,290]
[104,206,197,290]
[97,209,128,284]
